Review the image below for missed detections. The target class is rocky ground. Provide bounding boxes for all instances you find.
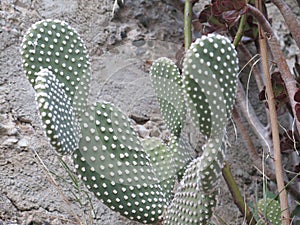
[0,0,299,225]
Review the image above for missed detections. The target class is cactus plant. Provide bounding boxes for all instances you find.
[20,20,190,224]
[182,34,239,138]
[257,198,281,225]
[142,136,194,201]
[21,19,90,154]
[164,137,224,225]
[21,19,239,224]
[150,34,238,224]
[150,57,186,137]
[34,68,80,154]
[21,19,90,115]
[72,102,167,223]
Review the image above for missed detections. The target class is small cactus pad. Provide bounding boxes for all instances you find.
[150,57,186,137]
[169,134,195,180]
[142,136,194,202]
[257,198,281,225]
[21,19,90,115]
[142,138,177,201]
[196,137,225,192]
[72,102,166,224]
[182,34,239,137]
[34,68,80,154]
[164,157,218,225]
[164,137,224,225]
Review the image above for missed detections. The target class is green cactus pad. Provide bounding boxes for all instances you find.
[150,57,186,137]
[257,198,281,225]
[196,137,225,192]
[34,68,80,154]
[142,138,177,202]
[182,34,239,137]
[21,19,90,115]
[169,134,195,180]
[142,135,194,202]
[164,157,218,225]
[72,102,166,224]
[164,137,224,225]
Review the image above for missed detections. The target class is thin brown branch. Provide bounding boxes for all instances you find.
[259,30,290,224]
[271,0,300,49]
[256,0,290,221]
[247,4,300,135]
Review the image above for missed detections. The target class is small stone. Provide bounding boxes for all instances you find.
[120,30,127,39]
[135,47,146,56]
[150,116,163,123]
[161,130,170,142]
[3,137,18,146]
[132,38,146,47]
[18,138,29,147]
[144,121,154,129]
[147,40,154,48]
[235,168,244,177]
[108,34,117,45]
[8,127,18,136]
[0,121,18,136]
[135,125,150,138]
[150,126,161,137]
[138,16,150,28]
[129,114,149,124]
[159,124,167,130]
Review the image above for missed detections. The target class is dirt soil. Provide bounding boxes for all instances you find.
[0,0,299,225]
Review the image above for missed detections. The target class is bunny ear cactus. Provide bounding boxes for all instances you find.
[165,156,217,225]
[150,57,186,137]
[34,68,80,154]
[21,19,178,224]
[21,19,91,154]
[22,19,239,225]
[257,198,281,225]
[150,33,239,224]
[150,57,194,180]
[142,136,194,201]
[72,102,167,224]
[142,138,177,202]
[183,34,239,138]
[73,101,194,223]
[164,136,225,225]
[21,19,90,115]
